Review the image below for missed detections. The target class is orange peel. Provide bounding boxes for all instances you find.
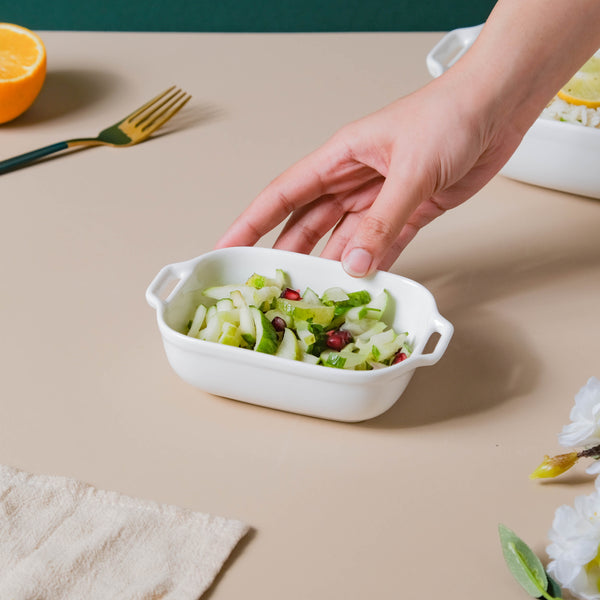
[0,23,46,124]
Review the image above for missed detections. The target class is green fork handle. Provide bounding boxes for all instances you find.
[0,141,70,175]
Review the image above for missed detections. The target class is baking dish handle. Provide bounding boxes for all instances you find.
[426,23,483,78]
[410,314,454,368]
[145,259,196,311]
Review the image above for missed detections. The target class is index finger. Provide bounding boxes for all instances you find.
[215,134,370,249]
[214,148,330,248]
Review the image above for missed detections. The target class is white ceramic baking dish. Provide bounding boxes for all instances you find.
[146,247,453,422]
[427,24,600,200]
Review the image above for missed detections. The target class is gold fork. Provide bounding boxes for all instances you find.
[0,86,191,174]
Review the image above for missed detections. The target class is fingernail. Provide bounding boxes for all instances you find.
[342,248,372,277]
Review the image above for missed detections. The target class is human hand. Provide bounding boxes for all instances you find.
[216,75,525,276]
[216,0,600,277]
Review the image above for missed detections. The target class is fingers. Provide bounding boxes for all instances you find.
[320,211,363,260]
[340,161,434,277]
[214,155,326,248]
[274,175,384,255]
[272,195,345,254]
[215,135,372,249]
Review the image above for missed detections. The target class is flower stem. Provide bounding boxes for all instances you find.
[578,443,600,459]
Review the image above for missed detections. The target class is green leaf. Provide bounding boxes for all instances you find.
[545,573,563,599]
[498,524,548,598]
[347,290,371,305]
[331,290,372,316]
[306,322,328,356]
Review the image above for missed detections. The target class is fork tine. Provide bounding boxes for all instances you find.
[139,92,192,134]
[124,85,177,123]
[131,88,184,127]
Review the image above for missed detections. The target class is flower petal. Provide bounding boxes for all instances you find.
[559,378,600,448]
[559,421,598,448]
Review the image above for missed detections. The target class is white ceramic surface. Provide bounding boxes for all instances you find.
[146,247,453,422]
[427,24,600,200]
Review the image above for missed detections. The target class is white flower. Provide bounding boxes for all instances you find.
[547,482,600,599]
[559,377,600,448]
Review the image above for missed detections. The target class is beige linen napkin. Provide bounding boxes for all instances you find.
[0,465,249,599]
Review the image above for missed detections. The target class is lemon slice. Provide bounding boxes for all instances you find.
[557,55,600,108]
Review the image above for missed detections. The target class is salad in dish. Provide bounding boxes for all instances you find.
[185,269,412,370]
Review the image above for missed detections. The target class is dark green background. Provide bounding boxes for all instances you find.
[2,0,494,32]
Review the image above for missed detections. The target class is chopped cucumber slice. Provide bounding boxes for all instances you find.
[275,269,289,289]
[230,290,256,346]
[300,351,320,365]
[229,290,246,309]
[247,270,288,291]
[329,290,372,317]
[239,305,256,347]
[187,304,207,338]
[253,285,282,310]
[293,305,335,327]
[187,270,410,369]
[295,325,316,353]
[275,327,301,360]
[321,287,349,304]
[355,321,387,341]
[198,313,225,343]
[302,287,321,304]
[342,317,381,337]
[203,283,280,309]
[204,284,252,302]
[250,306,279,354]
[321,349,368,370]
[366,290,388,315]
[246,273,268,289]
[216,298,234,312]
[357,329,405,362]
[218,322,243,346]
[321,351,347,369]
[274,298,334,327]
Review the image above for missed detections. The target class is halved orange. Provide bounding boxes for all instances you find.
[557,55,600,108]
[0,23,46,124]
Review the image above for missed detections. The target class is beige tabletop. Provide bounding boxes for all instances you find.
[2,30,600,599]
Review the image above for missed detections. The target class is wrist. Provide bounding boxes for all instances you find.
[442,0,600,138]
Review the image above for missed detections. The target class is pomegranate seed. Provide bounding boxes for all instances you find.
[326,329,353,351]
[281,288,302,301]
[392,351,408,364]
[271,316,287,332]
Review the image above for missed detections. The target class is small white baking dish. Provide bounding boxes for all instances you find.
[427,24,600,199]
[145,247,453,422]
